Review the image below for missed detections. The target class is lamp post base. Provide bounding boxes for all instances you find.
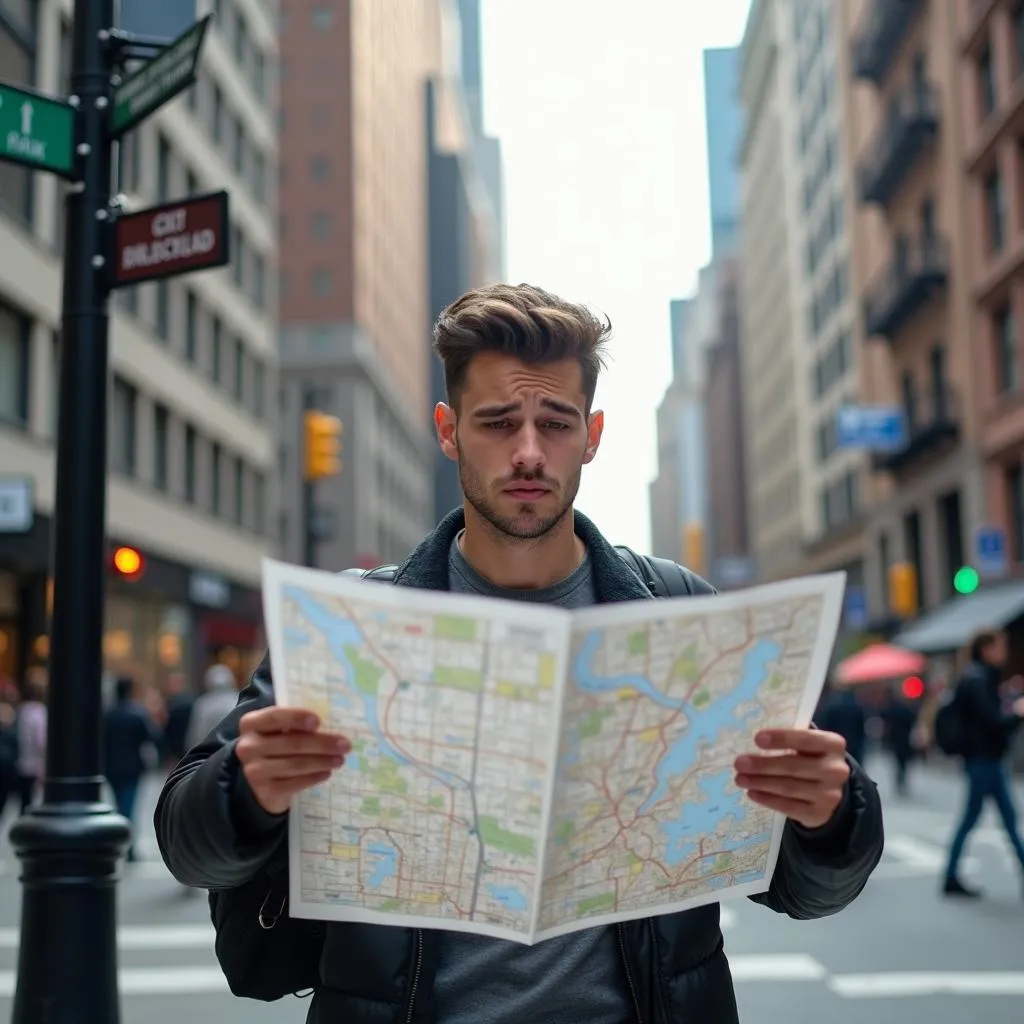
[9,797,131,1024]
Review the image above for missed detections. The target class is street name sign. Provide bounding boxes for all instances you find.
[0,81,75,177]
[110,190,230,287]
[110,16,211,137]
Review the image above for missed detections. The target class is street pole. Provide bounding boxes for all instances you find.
[8,1,131,1021]
[304,387,316,568]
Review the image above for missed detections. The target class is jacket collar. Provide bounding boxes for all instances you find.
[392,506,652,604]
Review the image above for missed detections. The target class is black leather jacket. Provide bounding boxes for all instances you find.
[155,508,885,1023]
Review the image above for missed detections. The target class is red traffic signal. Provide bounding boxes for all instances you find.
[111,545,145,581]
[901,675,925,700]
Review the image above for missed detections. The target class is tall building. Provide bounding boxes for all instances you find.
[703,47,743,258]
[965,2,1024,584]
[840,0,984,619]
[0,0,279,687]
[458,0,506,281]
[789,0,865,585]
[704,259,754,588]
[737,0,808,581]
[276,0,438,572]
[428,0,502,522]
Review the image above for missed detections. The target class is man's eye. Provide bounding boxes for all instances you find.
[485,420,512,429]
[543,421,570,430]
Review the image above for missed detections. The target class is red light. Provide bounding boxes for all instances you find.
[902,676,925,700]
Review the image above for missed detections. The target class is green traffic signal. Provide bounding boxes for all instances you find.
[953,566,980,595]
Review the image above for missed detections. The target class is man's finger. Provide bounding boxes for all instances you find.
[735,772,839,804]
[755,728,846,756]
[734,753,850,785]
[262,771,335,807]
[240,706,321,735]
[245,732,351,760]
[247,754,346,781]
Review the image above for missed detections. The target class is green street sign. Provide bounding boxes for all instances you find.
[0,81,75,177]
[110,15,211,138]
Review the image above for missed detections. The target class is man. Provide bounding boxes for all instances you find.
[156,284,884,1023]
[943,629,1024,898]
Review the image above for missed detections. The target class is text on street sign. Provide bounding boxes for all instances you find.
[110,16,211,136]
[111,190,230,287]
[0,81,75,177]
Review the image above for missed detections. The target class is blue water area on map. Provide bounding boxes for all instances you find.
[572,635,783,819]
[365,841,399,888]
[284,626,311,650]
[486,883,529,912]
[347,754,361,772]
[660,769,772,867]
[282,586,466,789]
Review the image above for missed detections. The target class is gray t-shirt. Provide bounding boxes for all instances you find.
[433,534,632,1024]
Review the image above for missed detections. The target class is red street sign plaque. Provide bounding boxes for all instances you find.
[111,190,230,288]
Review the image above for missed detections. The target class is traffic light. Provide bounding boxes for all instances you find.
[683,522,705,575]
[304,410,343,480]
[902,675,925,700]
[888,562,918,618]
[953,565,980,595]
[111,545,145,582]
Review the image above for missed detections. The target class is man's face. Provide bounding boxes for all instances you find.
[986,633,1009,666]
[434,353,604,540]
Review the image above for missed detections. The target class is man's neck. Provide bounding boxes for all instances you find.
[459,506,585,590]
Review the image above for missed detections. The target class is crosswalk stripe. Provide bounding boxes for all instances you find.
[0,967,228,997]
[0,925,214,950]
[829,972,1024,998]
[728,955,826,981]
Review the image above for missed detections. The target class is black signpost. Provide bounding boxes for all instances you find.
[3,5,216,1023]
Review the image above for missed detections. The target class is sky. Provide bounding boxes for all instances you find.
[480,0,751,552]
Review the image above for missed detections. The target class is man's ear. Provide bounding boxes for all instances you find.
[583,409,604,465]
[435,403,458,462]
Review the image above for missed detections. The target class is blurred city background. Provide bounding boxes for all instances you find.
[1,0,1023,1021]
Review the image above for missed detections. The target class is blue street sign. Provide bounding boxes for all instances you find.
[835,405,906,452]
[975,525,1007,578]
[843,585,868,631]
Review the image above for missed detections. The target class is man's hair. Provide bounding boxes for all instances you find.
[432,283,611,413]
[969,629,1002,662]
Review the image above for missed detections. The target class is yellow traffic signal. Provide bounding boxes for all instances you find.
[683,522,705,575]
[304,410,343,480]
[888,562,918,619]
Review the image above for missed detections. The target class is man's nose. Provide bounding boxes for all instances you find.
[511,427,545,472]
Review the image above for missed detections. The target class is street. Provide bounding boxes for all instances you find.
[0,759,1020,1023]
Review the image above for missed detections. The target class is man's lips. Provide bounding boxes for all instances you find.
[504,485,550,500]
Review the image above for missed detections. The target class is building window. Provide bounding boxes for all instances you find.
[185,290,198,362]
[312,268,331,296]
[938,490,964,596]
[153,403,169,491]
[312,8,333,29]
[233,338,245,401]
[312,213,331,239]
[157,133,172,202]
[994,305,1018,392]
[985,168,1006,253]
[1009,463,1024,560]
[111,377,137,476]
[251,252,264,309]
[234,457,244,525]
[253,471,265,534]
[211,316,222,383]
[0,4,37,227]
[184,425,196,503]
[310,156,329,181]
[1015,3,1024,80]
[977,47,997,119]
[253,361,265,417]
[155,281,170,341]
[904,510,924,611]
[0,300,30,426]
[211,84,224,142]
[211,442,223,516]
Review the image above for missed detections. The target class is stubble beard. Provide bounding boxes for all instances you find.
[458,450,582,541]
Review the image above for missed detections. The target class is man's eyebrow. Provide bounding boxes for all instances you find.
[471,399,582,419]
[540,397,582,418]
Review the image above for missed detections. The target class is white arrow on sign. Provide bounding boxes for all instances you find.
[20,101,33,136]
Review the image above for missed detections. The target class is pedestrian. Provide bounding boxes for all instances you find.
[103,675,161,861]
[942,629,1024,898]
[816,680,867,766]
[15,668,48,813]
[155,283,885,1024]
[160,671,195,769]
[184,663,239,751]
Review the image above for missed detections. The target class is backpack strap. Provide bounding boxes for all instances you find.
[615,546,710,598]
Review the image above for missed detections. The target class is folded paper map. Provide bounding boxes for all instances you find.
[261,559,845,945]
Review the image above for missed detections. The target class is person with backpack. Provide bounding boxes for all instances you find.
[155,283,885,1024]
[941,629,1024,898]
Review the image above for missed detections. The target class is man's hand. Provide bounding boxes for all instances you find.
[734,728,850,830]
[236,707,351,816]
